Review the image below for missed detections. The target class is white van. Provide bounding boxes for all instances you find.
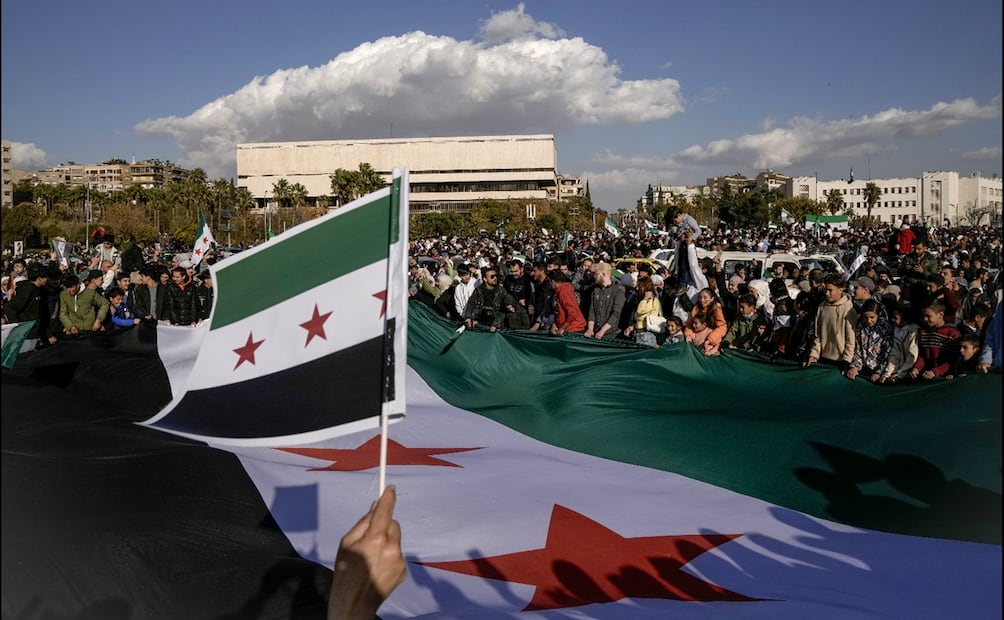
[670,249,832,281]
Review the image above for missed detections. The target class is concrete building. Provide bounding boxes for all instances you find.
[786,171,1001,227]
[956,171,1002,227]
[550,173,584,202]
[2,140,12,208]
[236,134,559,213]
[641,184,707,210]
[706,173,757,197]
[34,159,190,191]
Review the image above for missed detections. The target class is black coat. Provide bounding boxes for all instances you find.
[134,284,167,321]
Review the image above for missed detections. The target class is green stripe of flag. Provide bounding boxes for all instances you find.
[2,321,35,368]
[406,303,1002,545]
[212,192,393,330]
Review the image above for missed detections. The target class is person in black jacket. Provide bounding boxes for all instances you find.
[133,265,167,321]
[164,266,201,326]
[3,262,50,344]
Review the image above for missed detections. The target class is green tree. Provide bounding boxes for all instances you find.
[2,203,42,249]
[329,163,386,207]
[775,196,826,222]
[862,182,881,228]
[272,178,293,210]
[825,189,845,215]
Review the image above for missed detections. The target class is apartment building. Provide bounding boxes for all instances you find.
[34,159,190,191]
[2,140,11,208]
[786,171,1001,226]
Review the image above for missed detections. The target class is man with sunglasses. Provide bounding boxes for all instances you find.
[463,267,516,333]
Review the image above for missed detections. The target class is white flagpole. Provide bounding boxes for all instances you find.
[379,403,389,494]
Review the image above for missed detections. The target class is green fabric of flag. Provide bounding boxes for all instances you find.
[405,302,1001,545]
[1,321,36,368]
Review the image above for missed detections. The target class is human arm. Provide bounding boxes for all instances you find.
[92,292,110,330]
[58,293,75,332]
[327,486,406,620]
[708,304,727,346]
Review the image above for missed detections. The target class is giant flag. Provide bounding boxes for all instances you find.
[3,253,1000,615]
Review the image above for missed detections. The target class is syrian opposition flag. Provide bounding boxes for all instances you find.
[191,209,217,266]
[1,321,35,367]
[2,302,1000,618]
[604,217,623,237]
[143,171,410,446]
[232,304,1000,618]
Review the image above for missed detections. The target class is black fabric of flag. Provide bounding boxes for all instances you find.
[2,326,331,619]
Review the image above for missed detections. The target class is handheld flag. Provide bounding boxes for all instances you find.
[1,321,35,367]
[604,217,622,237]
[143,171,410,447]
[192,210,216,266]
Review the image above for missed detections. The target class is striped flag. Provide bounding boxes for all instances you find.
[231,305,1000,618]
[142,171,410,446]
[3,252,999,617]
[191,209,216,266]
[604,217,622,237]
[1,321,35,367]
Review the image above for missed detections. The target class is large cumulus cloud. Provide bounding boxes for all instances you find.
[136,4,682,178]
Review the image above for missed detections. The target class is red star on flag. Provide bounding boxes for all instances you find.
[233,332,265,370]
[278,435,483,471]
[299,303,333,347]
[373,290,387,317]
[194,248,202,256]
[419,504,764,611]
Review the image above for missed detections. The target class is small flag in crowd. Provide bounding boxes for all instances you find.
[191,210,216,266]
[604,217,622,237]
[144,171,411,447]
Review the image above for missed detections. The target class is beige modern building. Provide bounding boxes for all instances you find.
[236,134,559,213]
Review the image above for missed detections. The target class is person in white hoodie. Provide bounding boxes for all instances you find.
[880,304,921,383]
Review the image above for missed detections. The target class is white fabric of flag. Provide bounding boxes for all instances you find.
[192,210,217,266]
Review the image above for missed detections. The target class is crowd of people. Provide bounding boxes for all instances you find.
[3,215,1002,381]
[407,213,1002,381]
[1,216,1000,617]
[2,233,214,350]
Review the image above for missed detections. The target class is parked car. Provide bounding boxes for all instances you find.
[216,246,244,259]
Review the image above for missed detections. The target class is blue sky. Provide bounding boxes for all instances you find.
[2,0,1001,210]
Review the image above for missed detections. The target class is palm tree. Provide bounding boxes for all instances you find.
[272,178,293,210]
[825,189,845,215]
[863,182,881,228]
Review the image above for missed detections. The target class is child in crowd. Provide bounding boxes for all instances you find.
[625,276,662,347]
[104,287,141,331]
[846,299,893,383]
[687,312,721,356]
[910,301,960,380]
[880,304,920,384]
[664,315,686,345]
[684,288,727,355]
[947,333,981,379]
[724,293,767,352]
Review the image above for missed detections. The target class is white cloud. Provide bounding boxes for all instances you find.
[135,6,683,179]
[580,97,1001,209]
[590,98,1000,177]
[478,3,564,43]
[10,142,49,169]
[962,146,1002,161]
